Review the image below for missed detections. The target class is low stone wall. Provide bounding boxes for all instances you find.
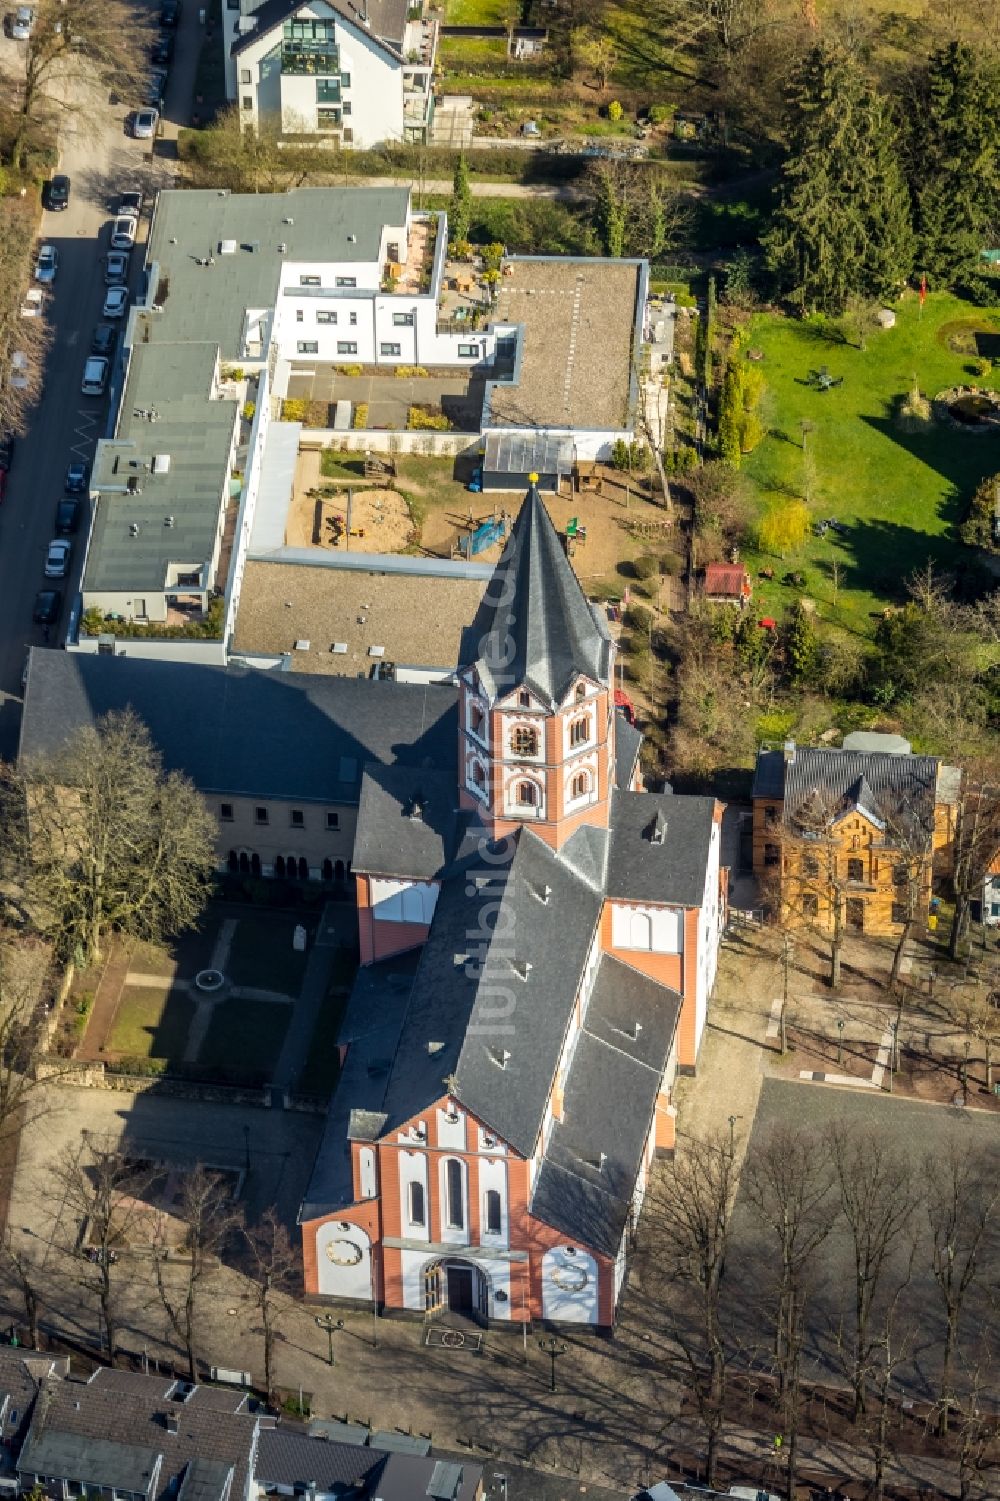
[36,1057,270,1109]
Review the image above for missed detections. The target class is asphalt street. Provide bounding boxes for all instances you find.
[0,4,202,760]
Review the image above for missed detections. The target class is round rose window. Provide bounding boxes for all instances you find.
[325,1238,362,1266]
[551,1262,589,1293]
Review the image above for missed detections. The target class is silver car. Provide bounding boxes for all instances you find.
[44,539,71,579]
[105,250,130,285]
[132,108,159,139]
[102,286,129,319]
[110,216,137,251]
[34,244,58,283]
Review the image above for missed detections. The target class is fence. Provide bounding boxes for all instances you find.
[297,427,481,459]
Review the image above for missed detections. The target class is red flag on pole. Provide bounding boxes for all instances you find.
[919,274,927,306]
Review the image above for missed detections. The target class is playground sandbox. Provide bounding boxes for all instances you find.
[285,486,415,551]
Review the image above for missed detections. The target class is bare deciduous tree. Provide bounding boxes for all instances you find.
[655,1130,740,1489]
[51,1135,152,1362]
[948,767,1000,959]
[743,1124,837,1501]
[153,1167,238,1383]
[1,708,217,966]
[828,1124,916,1419]
[0,1232,44,1349]
[9,0,155,168]
[922,1145,999,1435]
[241,1207,300,1403]
[0,201,53,434]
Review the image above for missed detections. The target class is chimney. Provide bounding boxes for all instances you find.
[783,738,796,765]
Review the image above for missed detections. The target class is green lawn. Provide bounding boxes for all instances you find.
[444,0,509,24]
[108,987,196,1060]
[739,293,1000,635]
[440,35,508,65]
[197,999,291,1083]
[226,916,312,994]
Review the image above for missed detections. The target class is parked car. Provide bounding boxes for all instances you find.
[20,288,43,318]
[151,32,174,63]
[33,589,62,625]
[10,5,34,39]
[55,497,81,534]
[118,189,143,218]
[44,539,71,578]
[0,432,14,470]
[43,174,70,210]
[91,323,117,357]
[131,108,159,139]
[159,0,181,26]
[142,73,167,107]
[105,250,129,285]
[102,286,129,319]
[65,460,90,494]
[81,356,109,397]
[110,216,137,250]
[34,244,58,283]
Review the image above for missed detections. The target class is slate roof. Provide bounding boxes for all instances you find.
[256,1428,382,1492]
[613,710,643,791]
[18,1430,162,1495]
[606,790,717,908]
[352,765,460,879]
[530,955,680,1258]
[16,1371,256,1501]
[380,828,604,1157]
[19,651,457,805]
[460,486,613,709]
[232,0,408,59]
[752,746,940,848]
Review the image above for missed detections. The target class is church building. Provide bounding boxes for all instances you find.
[300,484,728,1328]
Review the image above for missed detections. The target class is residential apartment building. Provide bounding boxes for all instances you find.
[298,485,728,1328]
[224,0,437,146]
[751,734,959,937]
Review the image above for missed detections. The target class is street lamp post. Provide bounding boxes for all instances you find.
[316,1313,344,1366]
[538,1336,567,1393]
[727,1113,743,1158]
[836,1017,845,1066]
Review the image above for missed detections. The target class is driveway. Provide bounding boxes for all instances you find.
[0,1,202,759]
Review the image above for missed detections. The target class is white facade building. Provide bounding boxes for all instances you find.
[224,0,436,146]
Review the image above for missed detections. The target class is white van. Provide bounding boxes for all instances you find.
[81,356,109,396]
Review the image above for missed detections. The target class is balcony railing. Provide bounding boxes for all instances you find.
[281,44,338,74]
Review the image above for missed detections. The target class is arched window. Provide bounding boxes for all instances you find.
[408,1181,426,1228]
[274,856,286,878]
[512,725,538,757]
[298,857,309,881]
[516,781,538,807]
[471,761,486,788]
[445,1159,464,1230]
[629,911,653,950]
[469,703,485,738]
[238,852,250,875]
[334,858,345,883]
[250,853,261,876]
[569,716,589,747]
[575,682,587,700]
[322,858,333,881]
[227,850,238,873]
[484,1188,502,1234]
[570,771,589,800]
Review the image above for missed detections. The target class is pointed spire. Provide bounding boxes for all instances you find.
[461,479,612,707]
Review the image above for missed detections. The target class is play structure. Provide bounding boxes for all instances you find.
[452,510,509,559]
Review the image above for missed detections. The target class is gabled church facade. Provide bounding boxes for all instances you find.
[300,484,729,1328]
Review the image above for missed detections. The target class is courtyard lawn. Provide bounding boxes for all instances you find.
[226,915,312,995]
[739,292,1000,635]
[196,998,291,1084]
[107,987,196,1060]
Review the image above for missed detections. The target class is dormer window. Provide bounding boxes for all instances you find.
[517,689,531,707]
[512,725,538,757]
[575,682,587,700]
[469,703,486,739]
